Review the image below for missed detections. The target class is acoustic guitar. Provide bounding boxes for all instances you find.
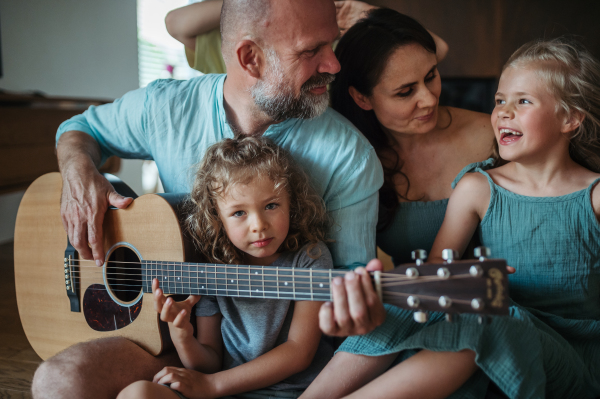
[14,173,509,361]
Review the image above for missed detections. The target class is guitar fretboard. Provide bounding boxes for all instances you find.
[142,261,343,301]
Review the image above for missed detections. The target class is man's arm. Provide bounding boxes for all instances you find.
[165,1,223,50]
[56,84,152,265]
[319,146,386,336]
[57,131,133,265]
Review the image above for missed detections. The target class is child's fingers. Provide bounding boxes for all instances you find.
[507,266,516,274]
[153,286,166,314]
[172,309,188,328]
[152,278,160,293]
[160,297,179,322]
[184,294,202,307]
[153,366,171,383]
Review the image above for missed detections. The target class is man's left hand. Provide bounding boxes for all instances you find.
[319,259,386,336]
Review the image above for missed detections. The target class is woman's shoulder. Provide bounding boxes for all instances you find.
[447,107,493,136]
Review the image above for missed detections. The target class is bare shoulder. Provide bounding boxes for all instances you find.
[450,172,491,220]
[453,171,490,195]
[447,107,493,135]
[446,107,495,157]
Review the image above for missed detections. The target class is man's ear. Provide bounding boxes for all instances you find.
[235,40,263,79]
[348,86,373,111]
[561,109,585,134]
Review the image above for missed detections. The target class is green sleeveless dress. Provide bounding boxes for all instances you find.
[376,159,495,265]
[338,162,600,399]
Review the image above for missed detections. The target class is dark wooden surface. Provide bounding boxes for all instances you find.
[0,242,40,398]
[0,93,120,194]
[374,0,600,78]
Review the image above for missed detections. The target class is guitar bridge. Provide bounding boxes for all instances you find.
[64,239,80,312]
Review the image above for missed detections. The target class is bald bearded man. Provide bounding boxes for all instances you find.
[31,1,385,398]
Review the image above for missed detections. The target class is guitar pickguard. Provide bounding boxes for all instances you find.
[83,284,142,331]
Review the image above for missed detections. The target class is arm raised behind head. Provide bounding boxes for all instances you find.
[166,1,223,50]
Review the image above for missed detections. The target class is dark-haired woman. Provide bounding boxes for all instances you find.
[301,8,497,399]
[333,8,496,266]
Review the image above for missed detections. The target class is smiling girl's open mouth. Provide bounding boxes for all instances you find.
[499,128,523,145]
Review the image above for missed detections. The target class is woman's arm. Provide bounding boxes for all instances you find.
[166,1,223,50]
[334,1,449,61]
[428,173,490,263]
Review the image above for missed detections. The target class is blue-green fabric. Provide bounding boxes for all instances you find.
[376,199,448,265]
[339,161,600,399]
[56,74,383,269]
[376,158,495,265]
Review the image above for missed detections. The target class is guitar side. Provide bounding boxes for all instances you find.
[14,173,187,360]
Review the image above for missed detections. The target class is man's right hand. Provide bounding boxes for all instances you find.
[58,132,133,266]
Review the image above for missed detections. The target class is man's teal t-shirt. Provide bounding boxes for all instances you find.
[56,74,383,269]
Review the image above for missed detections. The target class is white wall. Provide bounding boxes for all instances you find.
[0,0,144,243]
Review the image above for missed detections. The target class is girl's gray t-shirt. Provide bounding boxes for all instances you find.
[195,241,335,391]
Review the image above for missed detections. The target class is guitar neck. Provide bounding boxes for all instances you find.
[142,260,344,301]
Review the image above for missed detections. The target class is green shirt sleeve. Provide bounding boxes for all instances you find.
[185,28,227,74]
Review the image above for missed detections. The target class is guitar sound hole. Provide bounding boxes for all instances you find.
[106,246,142,303]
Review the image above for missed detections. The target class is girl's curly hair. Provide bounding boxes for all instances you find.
[503,36,600,172]
[186,136,329,264]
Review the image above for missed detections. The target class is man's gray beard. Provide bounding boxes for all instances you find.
[251,49,333,121]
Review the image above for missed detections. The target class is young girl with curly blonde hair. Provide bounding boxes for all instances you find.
[118,136,334,399]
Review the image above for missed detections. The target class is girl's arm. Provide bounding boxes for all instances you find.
[152,279,223,373]
[428,173,490,263]
[172,314,223,373]
[209,301,323,396]
[155,301,323,399]
[165,1,223,50]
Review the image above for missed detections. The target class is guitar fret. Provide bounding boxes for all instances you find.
[276,268,280,299]
[310,269,313,301]
[261,269,265,298]
[292,268,296,300]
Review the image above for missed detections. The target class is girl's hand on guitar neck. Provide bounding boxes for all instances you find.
[152,278,202,340]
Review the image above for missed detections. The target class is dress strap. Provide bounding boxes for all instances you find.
[585,177,600,232]
[451,157,496,189]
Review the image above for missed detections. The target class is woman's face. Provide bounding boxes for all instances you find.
[361,43,441,136]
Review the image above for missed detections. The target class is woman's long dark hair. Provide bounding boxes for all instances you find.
[331,8,436,230]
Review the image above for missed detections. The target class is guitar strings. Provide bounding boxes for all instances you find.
[383,291,473,306]
[64,259,484,303]
[67,259,477,282]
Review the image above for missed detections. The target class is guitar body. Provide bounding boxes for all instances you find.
[14,173,188,360]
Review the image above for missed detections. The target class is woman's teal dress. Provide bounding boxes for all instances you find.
[377,159,494,265]
[339,161,600,399]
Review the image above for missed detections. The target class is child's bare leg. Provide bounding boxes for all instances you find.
[344,349,478,399]
[300,351,397,399]
[117,381,181,399]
